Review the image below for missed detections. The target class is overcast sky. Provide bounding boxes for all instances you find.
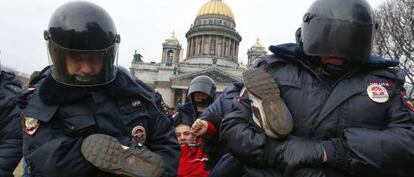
[0,0,387,74]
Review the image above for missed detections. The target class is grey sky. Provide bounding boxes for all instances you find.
[0,0,386,74]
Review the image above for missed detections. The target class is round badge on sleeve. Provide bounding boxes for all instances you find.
[367,84,389,103]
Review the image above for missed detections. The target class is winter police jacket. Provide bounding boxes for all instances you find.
[0,71,23,177]
[22,67,180,177]
[221,43,414,177]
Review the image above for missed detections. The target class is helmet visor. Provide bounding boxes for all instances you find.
[302,17,374,61]
[47,40,118,87]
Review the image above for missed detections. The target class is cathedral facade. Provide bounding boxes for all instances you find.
[130,0,266,106]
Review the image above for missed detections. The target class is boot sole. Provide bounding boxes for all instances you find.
[242,68,294,137]
[81,134,164,177]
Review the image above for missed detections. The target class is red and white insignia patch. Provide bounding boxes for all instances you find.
[367,84,389,103]
[24,116,40,136]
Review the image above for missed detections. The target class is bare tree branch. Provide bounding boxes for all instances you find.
[374,0,414,97]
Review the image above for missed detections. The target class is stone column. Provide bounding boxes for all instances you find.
[192,37,195,57]
[235,43,239,59]
[186,39,191,58]
[204,35,210,56]
[198,36,202,56]
[181,90,187,104]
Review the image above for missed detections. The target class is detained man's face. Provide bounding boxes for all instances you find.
[65,52,104,82]
[175,124,195,144]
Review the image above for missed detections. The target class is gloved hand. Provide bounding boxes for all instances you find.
[273,139,325,177]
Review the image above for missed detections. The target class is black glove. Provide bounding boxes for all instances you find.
[273,139,325,177]
[292,168,326,177]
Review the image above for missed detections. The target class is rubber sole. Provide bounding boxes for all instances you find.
[81,134,165,177]
[242,68,294,138]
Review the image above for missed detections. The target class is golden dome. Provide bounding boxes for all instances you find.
[167,31,178,41]
[196,0,234,21]
[252,38,263,48]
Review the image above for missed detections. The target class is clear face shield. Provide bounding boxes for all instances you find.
[47,40,118,87]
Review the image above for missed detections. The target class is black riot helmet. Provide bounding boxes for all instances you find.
[44,1,120,86]
[188,75,216,102]
[300,0,376,62]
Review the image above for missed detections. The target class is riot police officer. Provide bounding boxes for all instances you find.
[174,75,216,123]
[0,63,23,177]
[22,1,179,177]
[221,0,414,176]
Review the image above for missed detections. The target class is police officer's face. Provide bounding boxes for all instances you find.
[192,92,209,112]
[193,92,209,101]
[175,124,195,144]
[66,52,104,81]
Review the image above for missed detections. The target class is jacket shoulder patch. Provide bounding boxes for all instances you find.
[23,116,40,136]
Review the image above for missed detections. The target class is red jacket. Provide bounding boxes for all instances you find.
[177,137,210,177]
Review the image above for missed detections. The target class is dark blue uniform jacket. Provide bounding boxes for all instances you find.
[0,71,22,177]
[22,67,180,177]
[221,43,414,177]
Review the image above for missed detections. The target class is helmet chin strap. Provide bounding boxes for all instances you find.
[71,74,101,85]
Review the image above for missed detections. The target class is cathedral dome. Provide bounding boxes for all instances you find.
[163,32,180,46]
[185,0,241,68]
[196,0,234,21]
[251,38,264,48]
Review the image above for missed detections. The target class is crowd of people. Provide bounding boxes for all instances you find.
[1,0,414,177]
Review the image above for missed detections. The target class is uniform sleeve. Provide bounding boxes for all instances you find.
[0,107,22,177]
[348,96,414,176]
[199,82,242,120]
[328,94,414,177]
[199,86,239,137]
[199,93,226,120]
[197,94,226,141]
[0,84,22,177]
[220,98,278,168]
[23,120,98,177]
[146,111,181,177]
